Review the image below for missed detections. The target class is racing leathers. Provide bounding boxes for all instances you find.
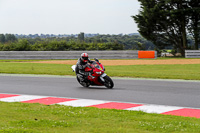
[75,58,93,82]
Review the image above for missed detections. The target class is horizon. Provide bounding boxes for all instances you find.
[12,32,139,36]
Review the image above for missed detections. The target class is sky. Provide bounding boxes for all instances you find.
[0,0,141,35]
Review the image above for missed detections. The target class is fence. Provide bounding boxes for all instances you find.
[185,50,200,58]
[0,51,139,59]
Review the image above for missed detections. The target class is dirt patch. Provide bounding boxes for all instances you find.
[28,59,200,66]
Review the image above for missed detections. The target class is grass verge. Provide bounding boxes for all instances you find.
[0,62,200,80]
[0,102,200,132]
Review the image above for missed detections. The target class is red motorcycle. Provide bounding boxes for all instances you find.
[72,59,114,89]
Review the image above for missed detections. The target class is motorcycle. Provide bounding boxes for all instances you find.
[71,58,114,89]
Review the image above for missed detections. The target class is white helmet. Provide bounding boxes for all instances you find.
[81,53,89,63]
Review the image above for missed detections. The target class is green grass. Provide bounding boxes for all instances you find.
[0,59,76,62]
[0,102,200,132]
[0,62,73,75]
[106,64,200,80]
[0,60,200,132]
[0,62,200,80]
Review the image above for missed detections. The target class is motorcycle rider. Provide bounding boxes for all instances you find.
[75,53,94,83]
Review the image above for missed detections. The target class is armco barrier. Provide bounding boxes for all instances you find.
[0,51,139,59]
[185,50,200,58]
[138,51,157,59]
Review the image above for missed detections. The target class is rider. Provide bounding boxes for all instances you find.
[75,53,94,83]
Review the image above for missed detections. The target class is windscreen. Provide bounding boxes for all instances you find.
[91,62,101,69]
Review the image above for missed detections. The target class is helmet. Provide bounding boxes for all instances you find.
[81,53,89,63]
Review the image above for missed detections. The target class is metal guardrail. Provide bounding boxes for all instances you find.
[0,51,139,59]
[185,50,200,58]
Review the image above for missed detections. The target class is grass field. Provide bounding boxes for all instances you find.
[0,102,200,132]
[0,62,200,80]
[0,59,200,132]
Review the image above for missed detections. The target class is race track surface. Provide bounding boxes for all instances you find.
[0,74,200,108]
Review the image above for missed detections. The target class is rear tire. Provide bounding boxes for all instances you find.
[104,75,114,89]
[76,76,90,87]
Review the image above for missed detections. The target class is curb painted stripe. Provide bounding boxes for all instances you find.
[162,108,200,118]
[22,97,77,105]
[0,93,200,119]
[0,94,20,98]
[89,102,143,109]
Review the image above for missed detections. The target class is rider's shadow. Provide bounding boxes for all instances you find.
[77,86,112,90]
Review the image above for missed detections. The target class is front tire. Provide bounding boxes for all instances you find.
[104,75,114,89]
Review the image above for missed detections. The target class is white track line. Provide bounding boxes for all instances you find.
[0,95,47,102]
[57,99,108,107]
[126,104,183,114]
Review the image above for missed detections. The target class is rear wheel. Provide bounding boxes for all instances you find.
[104,75,114,89]
[76,76,90,87]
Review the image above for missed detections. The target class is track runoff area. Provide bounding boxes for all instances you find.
[0,93,200,118]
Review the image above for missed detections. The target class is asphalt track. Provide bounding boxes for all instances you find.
[0,74,200,108]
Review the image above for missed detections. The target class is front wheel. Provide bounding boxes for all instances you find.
[104,75,114,89]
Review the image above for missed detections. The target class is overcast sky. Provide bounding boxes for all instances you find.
[0,0,141,35]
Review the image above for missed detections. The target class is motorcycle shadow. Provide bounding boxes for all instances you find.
[78,86,113,90]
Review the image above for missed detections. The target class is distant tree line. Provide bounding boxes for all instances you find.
[0,34,17,43]
[0,33,156,51]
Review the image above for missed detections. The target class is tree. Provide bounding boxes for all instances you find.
[187,0,200,49]
[133,0,172,49]
[0,34,5,43]
[135,41,146,50]
[15,39,30,51]
[78,32,85,42]
[5,34,17,42]
[133,0,196,56]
